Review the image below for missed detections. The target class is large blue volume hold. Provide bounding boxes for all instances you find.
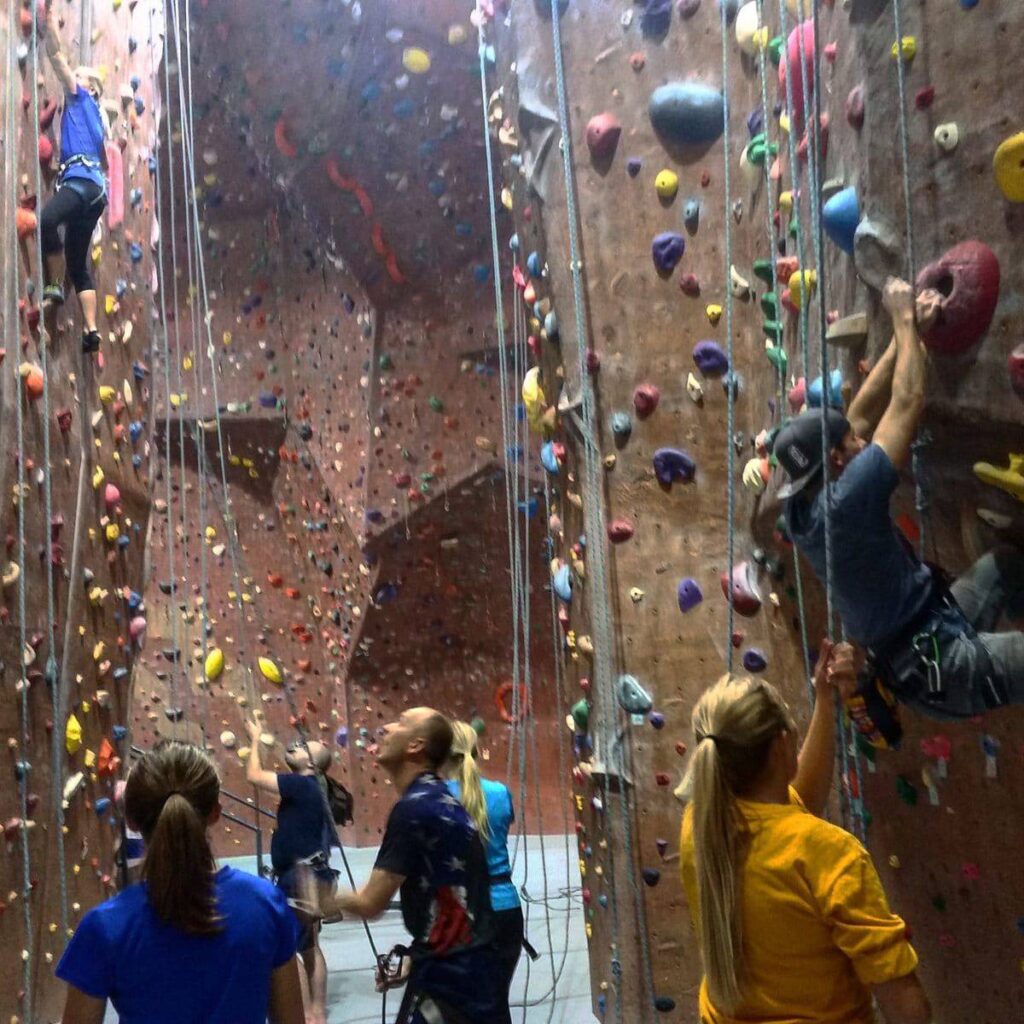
[822,187,860,255]
[649,83,725,146]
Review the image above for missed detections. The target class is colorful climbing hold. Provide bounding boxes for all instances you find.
[692,340,729,377]
[586,112,622,160]
[651,232,686,273]
[655,169,679,200]
[652,448,696,486]
[822,187,860,255]
[677,578,703,613]
[258,656,284,685]
[402,47,431,74]
[649,83,725,147]
[993,132,1024,202]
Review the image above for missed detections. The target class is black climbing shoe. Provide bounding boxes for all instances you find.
[43,284,65,305]
[82,330,101,354]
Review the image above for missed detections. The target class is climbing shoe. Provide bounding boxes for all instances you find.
[82,330,101,355]
[973,454,1024,504]
[42,284,65,305]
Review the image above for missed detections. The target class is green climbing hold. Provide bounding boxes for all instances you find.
[788,215,799,239]
[766,347,788,374]
[768,35,784,65]
[571,698,590,732]
[932,895,947,912]
[896,776,918,806]
[379,353,393,370]
[760,292,779,317]
[753,258,774,284]
[471,716,486,735]
[763,320,783,343]
[429,396,444,412]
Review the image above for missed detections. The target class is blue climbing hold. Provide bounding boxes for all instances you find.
[652,232,686,273]
[134,96,145,116]
[95,797,111,816]
[807,368,843,408]
[677,578,704,613]
[627,157,643,177]
[822,187,860,255]
[742,648,767,673]
[129,242,143,263]
[544,311,559,340]
[258,391,279,409]
[611,411,633,439]
[553,563,573,602]
[527,251,543,277]
[683,199,700,233]
[112,725,128,741]
[693,340,729,377]
[617,674,653,715]
[455,222,473,238]
[509,234,519,251]
[747,107,765,137]
[652,448,696,486]
[540,442,561,474]
[649,83,725,147]
[474,264,490,284]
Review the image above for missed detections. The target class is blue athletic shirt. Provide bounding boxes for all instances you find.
[56,865,299,1023]
[785,443,933,647]
[60,85,106,188]
[447,776,520,912]
[271,772,334,872]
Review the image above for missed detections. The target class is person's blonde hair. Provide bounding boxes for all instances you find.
[676,675,794,1013]
[446,721,490,840]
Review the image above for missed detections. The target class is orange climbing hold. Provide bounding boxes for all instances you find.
[274,117,298,159]
[16,207,37,240]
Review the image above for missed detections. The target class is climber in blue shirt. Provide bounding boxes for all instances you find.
[42,2,108,354]
[445,720,524,1022]
[775,278,1024,743]
[56,741,304,1024]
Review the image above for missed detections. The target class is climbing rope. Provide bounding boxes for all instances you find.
[7,3,35,1012]
[30,0,70,941]
[548,0,657,1018]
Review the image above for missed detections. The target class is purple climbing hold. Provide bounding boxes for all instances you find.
[641,867,661,887]
[653,448,696,486]
[649,711,666,729]
[742,648,767,673]
[656,837,668,857]
[627,156,643,177]
[677,0,701,18]
[652,232,686,273]
[677,577,704,613]
[693,340,729,377]
[641,0,673,36]
[335,726,349,747]
[747,107,765,137]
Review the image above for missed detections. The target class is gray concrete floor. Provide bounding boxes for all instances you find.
[104,834,594,1023]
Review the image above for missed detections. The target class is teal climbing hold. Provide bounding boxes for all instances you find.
[649,83,725,147]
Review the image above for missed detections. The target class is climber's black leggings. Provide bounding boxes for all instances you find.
[40,180,105,293]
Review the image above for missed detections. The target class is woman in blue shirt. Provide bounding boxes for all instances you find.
[57,741,304,1024]
[445,720,523,1015]
[42,2,107,354]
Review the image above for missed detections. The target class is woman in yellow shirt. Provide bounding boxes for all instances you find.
[678,641,932,1024]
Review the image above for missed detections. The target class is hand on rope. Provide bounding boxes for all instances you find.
[811,639,859,702]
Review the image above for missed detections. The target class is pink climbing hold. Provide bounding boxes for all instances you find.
[38,134,53,168]
[720,561,762,617]
[1009,344,1024,399]
[779,21,816,135]
[845,84,865,130]
[585,112,622,160]
[105,141,124,229]
[915,240,1000,357]
[607,519,635,543]
[129,616,147,641]
[104,483,121,509]
[788,377,807,413]
[633,383,660,419]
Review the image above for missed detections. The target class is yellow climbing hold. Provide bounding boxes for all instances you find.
[779,190,794,213]
[258,656,284,685]
[891,36,916,62]
[447,25,467,46]
[183,354,193,371]
[98,385,116,404]
[654,169,679,200]
[65,714,83,755]
[2,562,20,588]
[973,454,1024,503]
[993,132,1024,203]
[402,47,431,74]
[104,523,120,543]
[222,330,232,346]
[788,268,818,309]
[521,367,546,433]
[92,466,105,489]
[205,647,225,681]
[705,304,723,326]
[104,295,116,315]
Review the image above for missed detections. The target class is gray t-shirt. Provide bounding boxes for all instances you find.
[786,444,933,647]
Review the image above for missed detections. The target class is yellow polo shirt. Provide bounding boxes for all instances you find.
[679,788,918,1024]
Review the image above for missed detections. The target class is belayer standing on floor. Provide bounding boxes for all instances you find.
[246,722,340,1024]
[445,720,524,1022]
[305,707,502,1024]
[677,642,932,1024]
[42,1,107,355]
[775,277,1024,744]
[56,742,304,1024]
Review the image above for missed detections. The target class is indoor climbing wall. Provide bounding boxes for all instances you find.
[489,0,1024,1022]
[0,1,164,1020]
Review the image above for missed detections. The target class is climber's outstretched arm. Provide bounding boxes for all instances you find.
[45,3,77,95]
[846,338,896,439]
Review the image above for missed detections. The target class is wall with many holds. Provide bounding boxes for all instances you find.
[491,0,1023,1021]
[0,2,165,1020]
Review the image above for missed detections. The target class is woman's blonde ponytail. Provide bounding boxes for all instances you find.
[447,721,490,840]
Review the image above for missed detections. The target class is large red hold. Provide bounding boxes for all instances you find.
[915,240,1001,357]
[585,112,622,160]
[778,21,816,136]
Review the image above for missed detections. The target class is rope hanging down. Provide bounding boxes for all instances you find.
[7,2,35,1013]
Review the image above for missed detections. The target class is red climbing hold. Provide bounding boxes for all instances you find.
[38,134,53,168]
[274,117,298,159]
[633,384,660,419]
[16,207,37,241]
[779,21,816,135]
[915,85,936,110]
[585,112,622,160]
[720,561,762,617]
[607,519,635,543]
[845,84,865,130]
[679,273,701,297]
[915,240,1000,356]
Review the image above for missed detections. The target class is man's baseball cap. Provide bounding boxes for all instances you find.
[774,408,851,500]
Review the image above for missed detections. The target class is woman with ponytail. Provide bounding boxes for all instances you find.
[57,741,304,1024]
[678,641,932,1024]
[445,721,522,1018]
